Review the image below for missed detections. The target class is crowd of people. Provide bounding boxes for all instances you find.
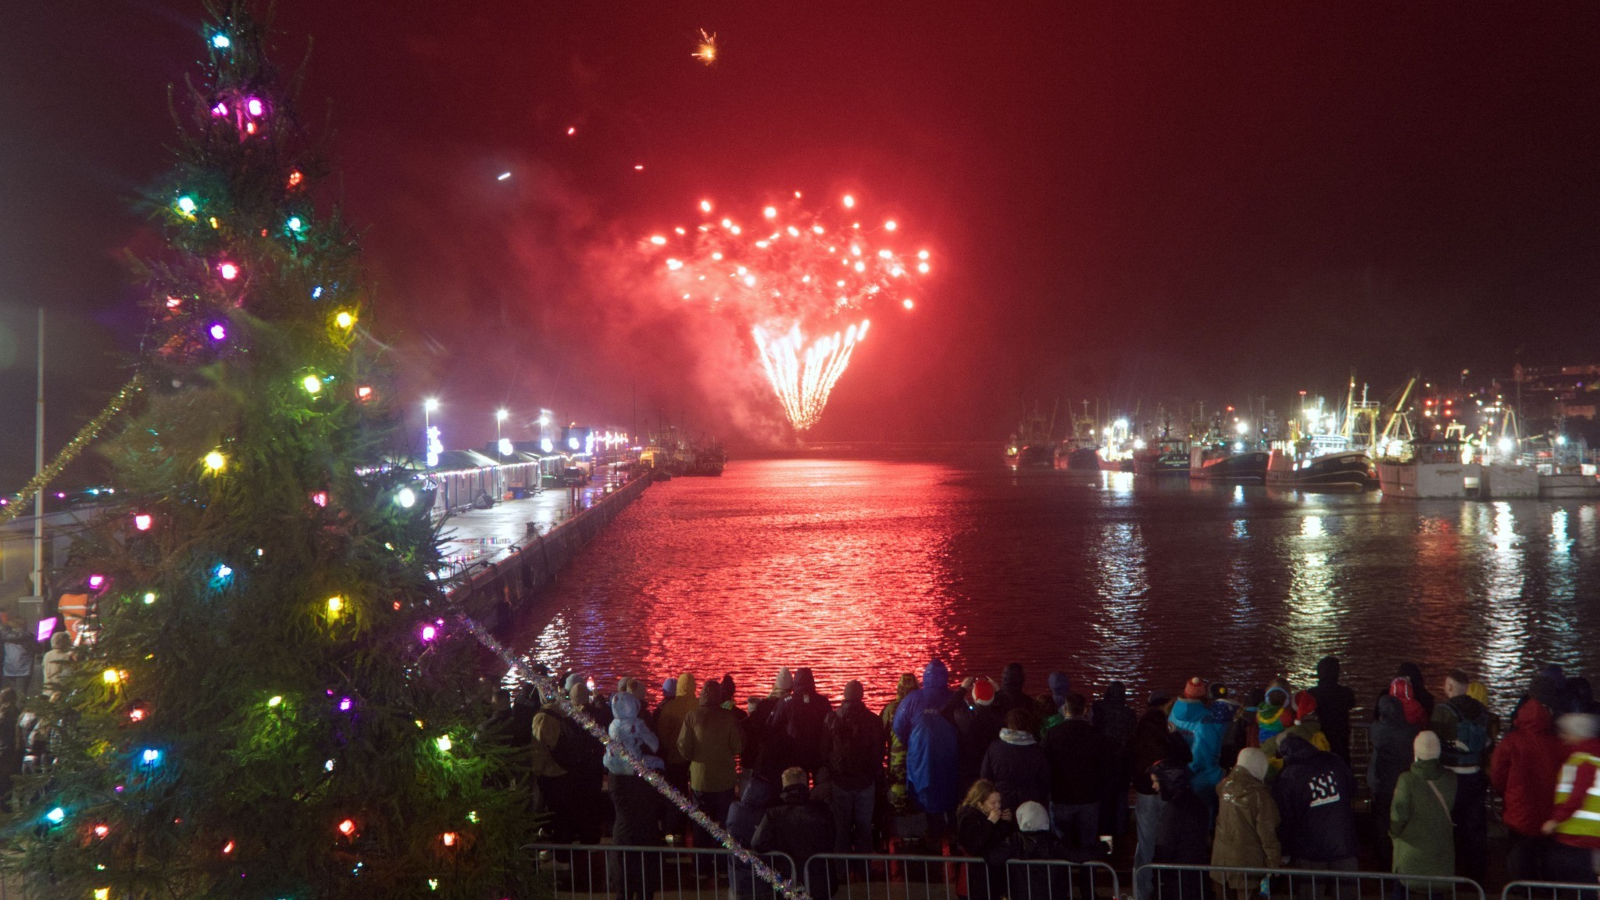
[489,657,1600,897]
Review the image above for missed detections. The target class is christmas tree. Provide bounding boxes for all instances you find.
[7,3,538,897]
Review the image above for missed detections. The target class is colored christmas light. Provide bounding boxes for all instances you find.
[128,707,146,722]
[337,696,353,711]
[213,564,233,581]
[246,98,264,117]
[440,832,457,847]
[211,33,231,49]
[45,807,65,825]
[141,749,161,765]
[93,824,109,838]
[102,669,121,684]
[212,102,228,117]
[420,624,437,641]
[395,487,416,508]
[356,385,373,400]
[208,322,227,341]
[434,735,452,753]
[88,574,107,590]
[302,374,322,394]
[176,196,197,217]
[204,450,226,471]
[311,285,324,299]
[326,596,343,614]
[286,216,303,234]
[288,169,304,187]
[141,592,156,605]
[134,513,153,531]
[218,262,239,280]
[267,695,282,707]
[337,819,355,836]
[334,310,355,329]
[222,841,234,854]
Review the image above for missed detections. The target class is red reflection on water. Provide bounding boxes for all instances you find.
[512,460,966,706]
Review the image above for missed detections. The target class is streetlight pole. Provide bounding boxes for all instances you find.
[423,398,439,468]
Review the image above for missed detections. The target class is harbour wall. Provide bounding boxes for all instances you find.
[452,473,651,630]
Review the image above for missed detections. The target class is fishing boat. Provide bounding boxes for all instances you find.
[1005,403,1057,469]
[1376,440,1482,499]
[1190,445,1270,482]
[1267,446,1378,489]
[1133,437,1191,475]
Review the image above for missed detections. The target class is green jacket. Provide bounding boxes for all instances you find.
[1210,767,1281,889]
[678,703,743,793]
[1391,758,1457,885]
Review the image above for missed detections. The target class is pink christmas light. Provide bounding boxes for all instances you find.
[246,98,264,117]
[212,102,228,117]
[208,323,227,341]
[87,574,106,590]
[134,513,153,531]
[420,624,437,641]
[218,262,239,280]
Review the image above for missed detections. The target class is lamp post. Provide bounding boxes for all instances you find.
[495,409,509,458]
[424,398,440,468]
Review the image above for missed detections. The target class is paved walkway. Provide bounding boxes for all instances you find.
[434,480,616,575]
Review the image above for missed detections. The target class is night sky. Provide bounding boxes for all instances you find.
[5,2,1600,487]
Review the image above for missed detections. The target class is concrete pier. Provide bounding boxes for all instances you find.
[445,473,651,629]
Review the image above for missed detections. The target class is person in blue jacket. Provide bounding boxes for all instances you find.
[1168,677,1227,813]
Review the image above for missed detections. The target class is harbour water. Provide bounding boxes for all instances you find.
[507,452,1600,711]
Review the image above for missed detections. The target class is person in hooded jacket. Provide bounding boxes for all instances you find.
[982,707,1051,814]
[1042,693,1105,852]
[1092,681,1139,840]
[606,691,666,900]
[1256,684,1296,746]
[533,682,607,843]
[907,700,962,827]
[992,663,1029,716]
[1391,731,1457,890]
[1168,676,1227,811]
[1261,692,1331,770]
[1368,694,1420,866]
[1150,759,1210,900]
[824,679,884,853]
[1490,698,1567,881]
[893,661,957,745]
[954,678,1005,790]
[1432,669,1491,885]
[1129,691,1187,900]
[747,668,794,788]
[1211,748,1281,900]
[768,667,834,777]
[1039,673,1073,733]
[679,680,743,851]
[883,672,919,813]
[998,800,1104,900]
[1375,663,1435,722]
[1273,735,1360,891]
[656,673,698,780]
[1307,656,1356,766]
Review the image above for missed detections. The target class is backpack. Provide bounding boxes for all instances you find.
[1438,699,1489,768]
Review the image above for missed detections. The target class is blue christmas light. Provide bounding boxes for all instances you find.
[45,807,65,824]
[211,33,231,49]
[286,216,304,234]
[213,564,233,585]
[311,285,324,300]
[141,748,162,765]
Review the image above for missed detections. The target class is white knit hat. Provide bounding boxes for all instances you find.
[1016,801,1050,833]
[1414,730,1441,761]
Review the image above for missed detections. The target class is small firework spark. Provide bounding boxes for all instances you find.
[692,30,718,65]
[646,193,929,431]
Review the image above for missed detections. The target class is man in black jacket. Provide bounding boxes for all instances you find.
[1273,735,1359,900]
[1306,656,1356,766]
[753,768,835,897]
[824,680,884,853]
[1043,693,1105,853]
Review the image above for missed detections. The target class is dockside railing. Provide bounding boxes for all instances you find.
[528,843,799,900]
[1136,863,1487,900]
[1501,881,1600,900]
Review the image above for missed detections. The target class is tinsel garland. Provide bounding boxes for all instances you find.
[459,616,814,900]
[0,375,143,527]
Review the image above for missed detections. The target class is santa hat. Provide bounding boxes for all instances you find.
[971,679,996,706]
[1294,691,1318,720]
[1182,677,1208,700]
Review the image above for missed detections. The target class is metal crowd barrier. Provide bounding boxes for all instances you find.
[807,853,978,900]
[1005,858,1122,900]
[1501,882,1600,900]
[1136,863,1487,900]
[528,843,797,900]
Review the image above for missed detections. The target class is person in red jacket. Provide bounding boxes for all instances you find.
[1491,699,1568,880]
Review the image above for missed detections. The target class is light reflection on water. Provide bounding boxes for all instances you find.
[508,459,1600,710]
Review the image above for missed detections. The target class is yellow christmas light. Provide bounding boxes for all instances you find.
[203,450,226,472]
[326,596,343,615]
[334,310,355,329]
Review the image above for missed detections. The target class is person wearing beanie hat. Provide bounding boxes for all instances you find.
[1391,730,1457,887]
[955,676,1007,794]
[1211,747,1281,898]
[1262,691,1332,766]
[1169,676,1228,813]
[997,798,1096,899]
[824,678,885,853]
[775,667,794,695]
[1014,800,1050,833]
